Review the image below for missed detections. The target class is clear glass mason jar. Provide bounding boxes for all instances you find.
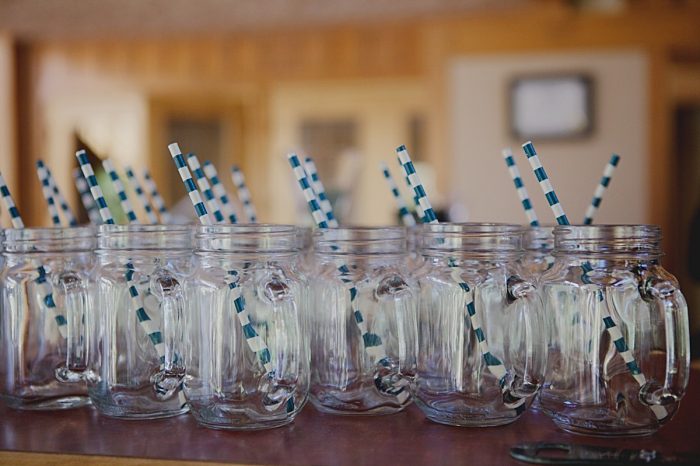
[89,224,191,419]
[414,223,546,427]
[0,227,95,410]
[522,226,554,281]
[539,225,690,437]
[310,227,417,415]
[186,225,309,430]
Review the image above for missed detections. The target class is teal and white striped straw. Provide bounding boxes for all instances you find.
[168,144,210,225]
[522,141,666,420]
[125,167,159,224]
[502,148,539,227]
[76,150,114,224]
[400,168,424,222]
[287,153,329,228]
[72,168,102,224]
[396,144,524,411]
[0,172,67,338]
[583,154,620,225]
[187,154,224,223]
[142,169,171,224]
[230,165,257,223]
[380,162,415,227]
[46,166,77,227]
[202,161,238,224]
[36,160,62,227]
[287,152,409,404]
[102,159,138,224]
[303,156,337,227]
[171,143,284,409]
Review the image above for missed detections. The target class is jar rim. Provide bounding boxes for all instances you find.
[314,226,406,255]
[3,226,96,252]
[553,224,662,257]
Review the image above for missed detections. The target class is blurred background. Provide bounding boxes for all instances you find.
[1,0,700,344]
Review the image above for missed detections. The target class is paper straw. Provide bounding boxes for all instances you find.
[202,161,238,224]
[396,144,523,411]
[400,169,424,222]
[287,154,329,228]
[72,168,102,225]
[380,162,415,227]
[168,144,210,226]
[170,142,283,409]
[0,171,67,338]
[187,154,224,223]
[76,151,114,225]
[0,171,24,229]
[230,165,257,223]
[287,152,409,404]
[36,161,63,227]
[142,169,171,224]
[583,154,620,225]
[43,165,78,227]
[102,159,138,224]
[303,156,338,227]
[502,148,539,227]
[125,167,159,224]
[521,141,666,420]
[126,263,165,361]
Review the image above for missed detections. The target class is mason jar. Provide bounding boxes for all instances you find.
[0,227,95,410]
[414,223,546,427]
[186,225,309,430]
[540,225,690,437]
[89,224,191,419]
[522,226,554,281]
[310,227,417,415]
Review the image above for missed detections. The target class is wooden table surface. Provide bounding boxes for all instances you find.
[1,372,698,466]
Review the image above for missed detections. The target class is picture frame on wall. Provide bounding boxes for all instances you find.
[509,73,594,140]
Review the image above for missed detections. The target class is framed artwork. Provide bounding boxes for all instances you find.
[509,73,594,140]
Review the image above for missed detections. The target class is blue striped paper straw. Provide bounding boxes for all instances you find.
[36,161,63,227]
[522,141,665,420]
[230,165,257,223]
[303,156,338,227]
[202,161,238,224]
[45,166,77,227]
[102,159,138,224]
[0,171,24,229]
[76,150,114,225]
[125,167,159,224]
[287,153,329,228]
[380,162,415,227]
[396,144,524,411]
[187,154,225,223]
[502,148,539,227]
[0,172,67,338]
[142,169,171,224]
[583,154,620,225]
[72,168,102,224]
[522,142,568,225]
[396,145,438,223]
[168,143,211,226]
[288,153,409,403]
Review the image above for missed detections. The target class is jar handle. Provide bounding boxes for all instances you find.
[639,277,691,418]
[54,269,90,382]
[504,276,547,404]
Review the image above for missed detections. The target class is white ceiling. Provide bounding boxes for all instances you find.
[0,0,529,39]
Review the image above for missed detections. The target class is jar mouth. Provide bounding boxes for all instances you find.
[314,226,406,255]
[525,226,554,251]
[196,224,300,253]
[4,226,96,253]
[554,224,661,257]
[419,223,524,257]
[98,224,193,250]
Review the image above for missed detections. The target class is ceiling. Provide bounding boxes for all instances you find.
[0,0,529,40]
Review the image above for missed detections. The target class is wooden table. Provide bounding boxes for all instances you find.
[1,372,698,466]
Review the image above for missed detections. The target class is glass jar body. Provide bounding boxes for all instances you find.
[0,227,95,410]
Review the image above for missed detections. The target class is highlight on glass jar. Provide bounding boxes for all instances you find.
[186,224,309,430]
[539,225,690,437]
[310,227,417,415]
[522,225,555,280]
[413,223,546,427]
[0,226,95,410]
[89,224,191,419]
